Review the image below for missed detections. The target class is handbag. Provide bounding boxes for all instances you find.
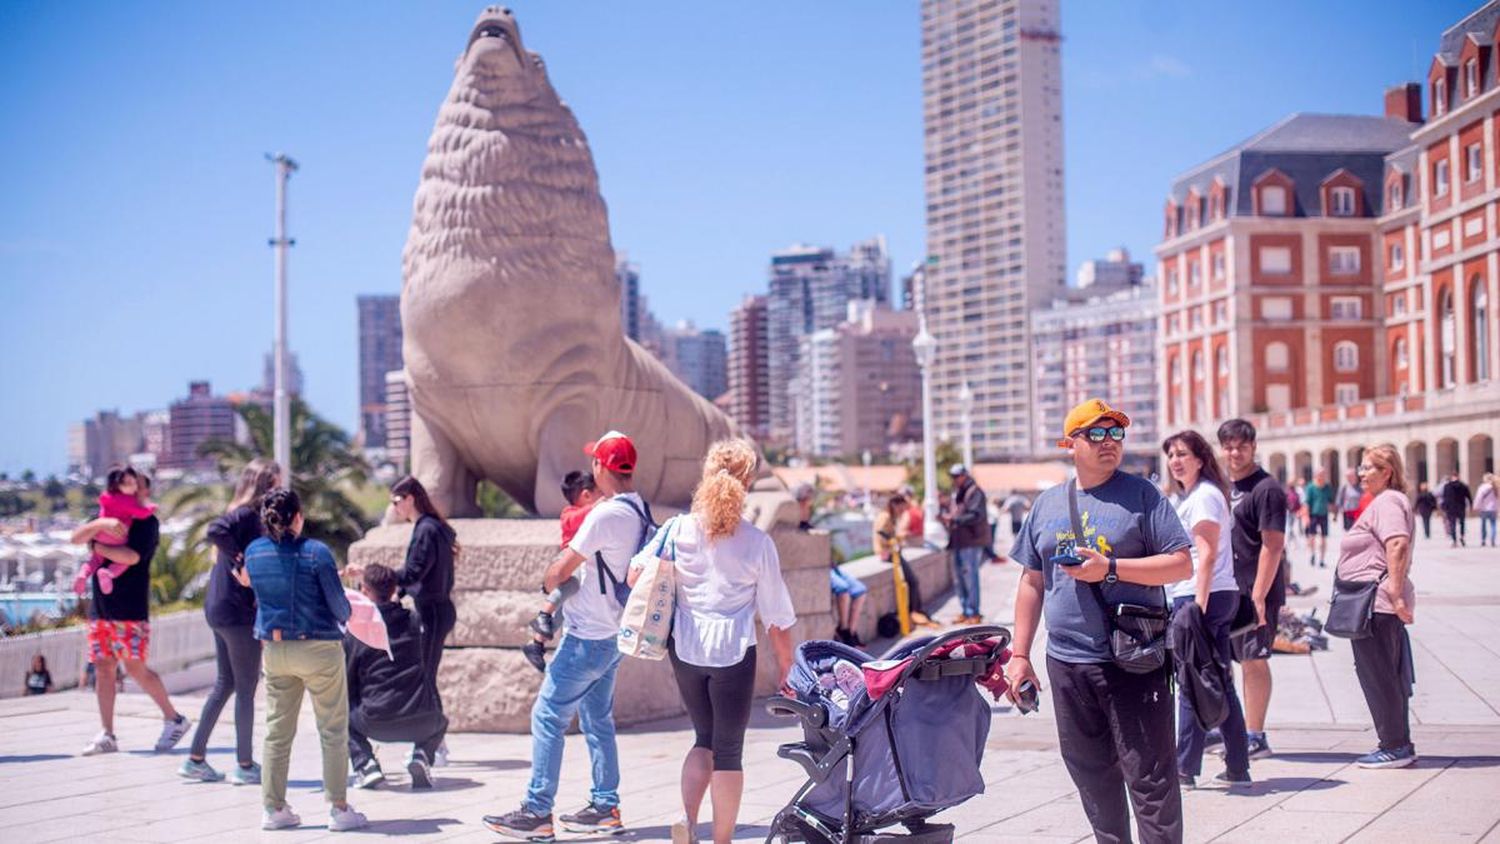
[1325,573,1384,640]
[617,516,679,660]
[1068,480,1170,675]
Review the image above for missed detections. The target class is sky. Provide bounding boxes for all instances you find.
[0,0,1481,476]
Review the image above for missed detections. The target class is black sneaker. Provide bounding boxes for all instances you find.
[407,749,432,790]
[1214,770,1253,788]
[558,802,623,834]
[355,760,385,790]
[1246,733,1273,760]
[484,806,555,842]
[529,611,556,641]
[522,641,547,673]
[1178,773,1196,790]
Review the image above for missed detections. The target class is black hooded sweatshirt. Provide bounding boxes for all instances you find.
[346,601,439,721]
[398,514,456,603]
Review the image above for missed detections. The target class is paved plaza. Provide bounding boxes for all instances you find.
[1,523,1498,842]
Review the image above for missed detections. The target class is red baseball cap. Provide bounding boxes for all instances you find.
[583,430,637,475]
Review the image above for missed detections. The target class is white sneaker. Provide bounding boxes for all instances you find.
[81,731,118,756]
[433,741,449,768]
[154,714,191,753]
[262,805,302,830]
[329,804,369,832]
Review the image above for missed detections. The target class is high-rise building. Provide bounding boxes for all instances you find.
[921,0,1066,457]
[1032,283,1158,466]
[727,295,770,440]
[357,295,403,449]
[659,322,729,401]
[67,410,145,478]
[765,238,893,442]
[385,370,412,472]
[791,301,923,458]
[260,348,304,398]
[617,255,642,341]
[163,381,237,472]
[1075,247,1146,291]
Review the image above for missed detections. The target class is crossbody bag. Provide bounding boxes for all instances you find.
[1067,479,1171,675]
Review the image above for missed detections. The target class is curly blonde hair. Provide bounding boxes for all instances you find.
[691,439,759,541]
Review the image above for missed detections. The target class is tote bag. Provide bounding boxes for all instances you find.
[618,516,679,660]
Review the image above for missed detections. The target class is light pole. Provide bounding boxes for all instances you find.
[911,318,941,545]
[267,153,298,475]
[861,449,874,516]
[959,381,975,469]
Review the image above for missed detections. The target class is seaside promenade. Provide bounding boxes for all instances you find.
[1,524,1498,842]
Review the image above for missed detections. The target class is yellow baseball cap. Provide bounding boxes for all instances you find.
[1058,398,1131,447]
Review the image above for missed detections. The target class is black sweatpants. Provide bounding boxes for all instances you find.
[1047,655,1182,844]
[1351,612,1413,751]
[189,624,261,764]
[348,708,449,770]
[669,643,757,771]
[900,558,925,614]
[416,599,456,711]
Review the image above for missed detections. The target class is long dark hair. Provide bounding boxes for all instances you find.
[229,458,282,511]
[260,487,302,543]
[1161,430,1230,501]
[391,475,459,554]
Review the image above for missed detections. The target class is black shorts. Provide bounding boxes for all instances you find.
[1306,514,1329,536]
[1241,591,1284,661]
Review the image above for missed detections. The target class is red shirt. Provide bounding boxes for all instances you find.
[559,501,597,548]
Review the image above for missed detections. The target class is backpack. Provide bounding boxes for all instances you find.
[595,497,658,605]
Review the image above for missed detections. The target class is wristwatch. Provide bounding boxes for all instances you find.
[1105,555,1118,584]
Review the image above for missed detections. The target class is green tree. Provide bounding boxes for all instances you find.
[43,475,66,502]
[476,480,525,518]
[903,440,963,503]
[193,399,373,562]
[21,469,36,484]
[81,481,101,500]
[150,534,212,607]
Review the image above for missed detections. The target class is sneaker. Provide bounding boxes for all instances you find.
[1356,744,1417,769]
[671,815,698,844]
[1246,733,1273,760]
[97,568,117,594]
[529,611,556,641]
[230,762,262,785]
[407,750,433,790]
[484,805,556,842]
[433,741,449,768]
[155,714,191,753]
[522,640,547,673]
[329,804,369,832]
[355,760,385,789]
[559,802,623,834]
[1214,770,1253,788]
[81,730,118,756]
[178,758,224,782]
[262,805,301,830]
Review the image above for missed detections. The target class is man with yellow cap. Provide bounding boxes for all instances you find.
[1005,399,1192,843]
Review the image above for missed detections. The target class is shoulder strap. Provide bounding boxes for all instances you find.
[1068,480,1115,620]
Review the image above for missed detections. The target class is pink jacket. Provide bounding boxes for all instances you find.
[95,492,157,546]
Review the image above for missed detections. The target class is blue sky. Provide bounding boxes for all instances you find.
[0,0,1479,475]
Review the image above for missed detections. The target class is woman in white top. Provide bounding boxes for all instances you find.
[633,439,796,844]
[1161,430,1251,788]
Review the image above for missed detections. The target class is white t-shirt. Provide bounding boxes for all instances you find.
[1168,480,1239,601]
[566,492,651,640]
[644,514,797,668]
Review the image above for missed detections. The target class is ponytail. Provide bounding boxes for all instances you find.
[691,439,759,541]
[260,487,302,543]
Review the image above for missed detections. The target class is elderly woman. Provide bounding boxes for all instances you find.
[632,439,796,844]
[1337,444,1417,769]
[245,488,366,831]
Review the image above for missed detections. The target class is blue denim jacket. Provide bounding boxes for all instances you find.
[245,535,351,641]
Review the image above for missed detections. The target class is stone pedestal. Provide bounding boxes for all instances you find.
[347,490,831,732]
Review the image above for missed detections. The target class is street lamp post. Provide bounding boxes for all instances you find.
[861,449,874,516]
[959,381,975,469]
[267,153,298,475]
[911,319,941,545]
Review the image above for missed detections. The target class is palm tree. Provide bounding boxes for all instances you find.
[194,399,373,562]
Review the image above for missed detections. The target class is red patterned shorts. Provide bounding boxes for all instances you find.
[87,620,150,663]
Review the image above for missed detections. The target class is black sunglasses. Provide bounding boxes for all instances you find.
[1075,426,1126,443]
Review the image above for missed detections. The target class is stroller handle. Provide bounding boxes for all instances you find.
[765,696,827,729]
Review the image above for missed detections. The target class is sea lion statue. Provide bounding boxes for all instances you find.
[401,6,737,517]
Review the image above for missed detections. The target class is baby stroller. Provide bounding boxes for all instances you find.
[764,625,1012,844]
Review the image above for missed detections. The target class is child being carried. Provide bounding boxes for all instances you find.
[521,470,600,672]
[74,466,156,595]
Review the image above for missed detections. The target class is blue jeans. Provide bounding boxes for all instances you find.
[525,634,622,814]
[1171,592,1250,778]
[953,546,985,616]
[1481,513,1497,545]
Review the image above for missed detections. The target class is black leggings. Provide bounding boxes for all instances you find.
[416,599,456,712]
[669,643,757,771]
[189,624,261,764]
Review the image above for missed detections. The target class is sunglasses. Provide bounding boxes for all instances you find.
[1075,426,1126,443]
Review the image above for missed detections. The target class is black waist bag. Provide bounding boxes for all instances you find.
[1325,574,1384,640]
[1068,479,1170,675]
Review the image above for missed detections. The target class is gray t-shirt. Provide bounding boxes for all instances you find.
[1010,471,1191,664]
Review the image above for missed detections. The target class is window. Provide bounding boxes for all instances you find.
[1395,338,1409,369]
[1388,180,1403,209]
[1170,356,1182,385]
[1260,246,1292,274]
[1190,308,1203,330]
[1212,252,1226,281]
[1329,246,1361,274]
[1434,228,1452,249]
[1214,301,1228,324]
[1467,143,1484,183]
[1166,267,1179,293]
[1475,283,1491,381]
[1334,383,1361,404]
[1188,260,1201,287]
[1330,186,1357,216]
[1333,341,1359,372]
[1261,185,1287,215]
[1435,77,1447,115]
[1389,242,1405,270]
[1266,342,1290,372]
[1330,297,1363,320]
[1266,384,1292,412]
[1216,346,1230,376]
[1262,297,1294,321]
[1466,214,1485,237]
[1441,288,1457,387]
[1436,159,1450,197]
[1192,350,1205,381]
[1467,59,1479,98]
[1393,292,1407,316]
